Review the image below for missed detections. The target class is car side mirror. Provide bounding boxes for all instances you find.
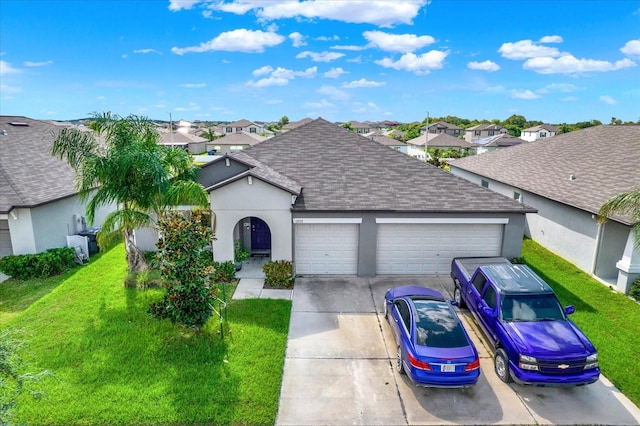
[482,306,495,317]
[564,305,575,315]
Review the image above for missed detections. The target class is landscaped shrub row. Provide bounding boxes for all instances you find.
[0,247,76,279]
[263,260,294,288]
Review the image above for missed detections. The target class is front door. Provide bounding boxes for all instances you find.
[251,217,271,252]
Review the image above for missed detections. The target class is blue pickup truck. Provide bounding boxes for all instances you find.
[451,257,600,386]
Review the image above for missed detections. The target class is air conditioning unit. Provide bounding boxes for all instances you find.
[72,214,87,234]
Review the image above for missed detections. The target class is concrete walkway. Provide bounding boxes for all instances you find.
[233,278,294,300]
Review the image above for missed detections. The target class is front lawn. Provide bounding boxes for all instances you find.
[522,238,640,407]
[1,245,291,425]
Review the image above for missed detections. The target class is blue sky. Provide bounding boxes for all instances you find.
[1,0,639,124]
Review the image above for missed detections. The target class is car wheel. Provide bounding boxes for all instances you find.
[495,348,512,383]
[384,301,388,321]
[396,346,406,375]
[454,286,466,309]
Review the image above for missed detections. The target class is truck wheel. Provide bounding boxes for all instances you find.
[454,286,466,309]
[495,348,512,383]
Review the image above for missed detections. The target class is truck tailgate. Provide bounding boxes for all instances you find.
[452,257,511,281]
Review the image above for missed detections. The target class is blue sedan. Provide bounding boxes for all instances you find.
[384,286,480,387]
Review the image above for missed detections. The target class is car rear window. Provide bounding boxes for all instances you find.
[412,300,469,348]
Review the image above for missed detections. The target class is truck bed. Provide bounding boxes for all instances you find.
[451,257,511,282]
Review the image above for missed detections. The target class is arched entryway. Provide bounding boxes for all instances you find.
[233,217,272,278]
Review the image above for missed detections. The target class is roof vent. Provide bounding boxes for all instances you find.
[569,174,576,181]
[1,130,7,136]
[9,122,29,127]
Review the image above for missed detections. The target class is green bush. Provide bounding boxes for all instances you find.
[510,256,526,264]
[213,261,236,283]
[0,247,76,279]
[263,260,294,289]
[630,278,640,301]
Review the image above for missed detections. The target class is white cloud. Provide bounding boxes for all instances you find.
[485,85,506,93]
[375,50,448,75]
[621,39,640,57]
[523,55,636,74]
[24,60,53,67]
[168,0,201,11]
[467,60,500,71]
[363,30,435,53]
[289,32,307,47]
[510,89,541,100]
[171,29,285,54]
[296,51,345,62]
[317,85,350,101]
[134,49,162,55]
[0,60,20,75]
[247,66,317,87]
[174,102,200,111]
[599,95,617,105]
[316,35,340,41]
[541,83,579,93]
[303,99,335,109]
[207,1,427,28]
[341,78,386,88]
[324,67,348,78]
[180,83,207,88]
[331,44,368,51]
[539,35,563,43]
[499,39,563,60]
[252,65,273,77]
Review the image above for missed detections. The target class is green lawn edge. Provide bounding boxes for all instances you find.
[522,238,640,406]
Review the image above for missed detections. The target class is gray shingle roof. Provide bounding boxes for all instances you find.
[215,132,266,146]
[450,125,640,224]
[407,133,474,148]
[236,118,534,213]
[0,116,81,213]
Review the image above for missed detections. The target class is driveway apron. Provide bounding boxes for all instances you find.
[275,276,640,426]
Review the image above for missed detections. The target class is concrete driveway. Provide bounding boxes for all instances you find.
[276,276,640,425]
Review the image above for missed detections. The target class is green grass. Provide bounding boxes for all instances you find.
[1,244,291,425]
[521,238,640,406]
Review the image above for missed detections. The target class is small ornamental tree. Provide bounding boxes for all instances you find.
[149,210,216,332]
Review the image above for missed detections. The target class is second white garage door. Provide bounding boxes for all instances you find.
[377,223,503,274]
[295,223,359,275]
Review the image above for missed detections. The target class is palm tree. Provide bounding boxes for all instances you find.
[598,185,640,248]
[52,112,209,273]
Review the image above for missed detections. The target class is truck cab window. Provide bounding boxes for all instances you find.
[472,273,487,293]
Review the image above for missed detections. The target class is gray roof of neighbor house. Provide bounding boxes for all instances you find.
[282,118,313,131]
[158,131,207,145]
[523,124,558,132]
[407,133,475,149]
[214,131,266,146]
[467,123,506,132]
[0,116,80,213]
[476,134,523,148]
[450,125,640,225]
[233,118,535,213]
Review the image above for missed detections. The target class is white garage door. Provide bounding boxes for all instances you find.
[377,223,503,274]
[295,223,359,275]
[0,220,13,259]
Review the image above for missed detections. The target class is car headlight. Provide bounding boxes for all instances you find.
[519,354,539,371]
[585,353,598,370]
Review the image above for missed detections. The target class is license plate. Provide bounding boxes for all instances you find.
[441,364,455,372]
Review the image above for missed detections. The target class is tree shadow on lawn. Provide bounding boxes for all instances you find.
[525,264,598,314]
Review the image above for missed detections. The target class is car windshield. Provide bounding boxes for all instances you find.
[500,294,565,322]
[413,299,469,348]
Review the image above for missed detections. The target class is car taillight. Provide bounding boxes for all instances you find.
[408,352,431,370]
[465,357,480,371]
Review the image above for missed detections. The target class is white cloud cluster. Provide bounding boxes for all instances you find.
[499,35,637,75]
[296,51,345,62]
[180,83,207,88]
[289,32,307,48]
[363,31,435,53]
[172,29,285,54]
[621,39,640,57]
[324,67,348,78]
[24,60,53,67]
[599,95,617,105]
[190,0,427,27]
[467,60,500,72]
[134,49,162,55]
[341,79,385,89]
[0,60,20,75]
[247,65,317,87]
[375,50,448,75]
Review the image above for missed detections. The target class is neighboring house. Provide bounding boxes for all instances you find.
[219,119,268,136]
[281,118,313,133]
[364,130,408,154]
[197,118,534,277]
[0,116,113,260]
[158,130,207,154]
[346,121,371,134]
[520,124,558,142]
[421,121,464,137]
[464,123,508,142]
[450,125,640,294]
[409,133,475,154]
[473,134,524,154]
[207,131,266,155]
